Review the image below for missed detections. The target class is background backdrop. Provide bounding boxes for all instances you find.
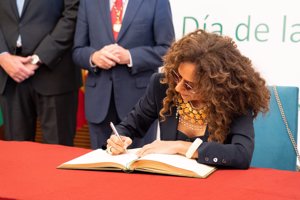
[169,0,300,159]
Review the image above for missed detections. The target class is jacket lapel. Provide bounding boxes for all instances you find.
[116,0,143,42]
[21,0,30,18]
[160,107,178,141]
[10,0,19,19]
[99,0,114,42]
[11,0,30,19]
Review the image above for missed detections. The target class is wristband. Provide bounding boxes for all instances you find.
[185,138,203,159]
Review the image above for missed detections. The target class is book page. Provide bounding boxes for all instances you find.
[135,153,216,178]
[58,149,139,170]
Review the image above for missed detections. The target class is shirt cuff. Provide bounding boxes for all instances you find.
[89,54,99,73]
[127,50,133,68]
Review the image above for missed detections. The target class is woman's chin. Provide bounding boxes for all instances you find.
[180,94,191,101]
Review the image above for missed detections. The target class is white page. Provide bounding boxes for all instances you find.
[64,149,139,167]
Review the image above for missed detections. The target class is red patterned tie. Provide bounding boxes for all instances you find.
[111,0,123,40]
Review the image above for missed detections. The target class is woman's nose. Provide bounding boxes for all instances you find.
[175,80,185,93]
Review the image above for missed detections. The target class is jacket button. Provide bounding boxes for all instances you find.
[205,157,209,161]
[213,157,218,162]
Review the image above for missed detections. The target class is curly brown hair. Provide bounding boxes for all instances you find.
[159,29,270,143]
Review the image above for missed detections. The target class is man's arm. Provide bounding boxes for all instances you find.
[0,27,8,54]
[129,0,175,74]
[72,0,97,72]
[33,0,79,68]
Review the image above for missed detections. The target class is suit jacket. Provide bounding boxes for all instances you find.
[72,0,175,123]
[117,73,255,169]
[0,0,81,95]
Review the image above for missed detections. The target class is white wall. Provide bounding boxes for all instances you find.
[170,0,300,87]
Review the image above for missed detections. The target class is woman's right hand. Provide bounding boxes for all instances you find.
[106,135,132,155]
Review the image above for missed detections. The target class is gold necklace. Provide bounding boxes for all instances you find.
[178,116,207,131]
[176,97,207,126]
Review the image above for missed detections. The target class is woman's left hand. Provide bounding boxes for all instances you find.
[136,140,187,157]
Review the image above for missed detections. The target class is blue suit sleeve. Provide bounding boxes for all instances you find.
[129,0,175,74]
[72,0,97,72]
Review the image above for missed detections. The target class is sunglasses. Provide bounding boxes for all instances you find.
[171,70,195,92]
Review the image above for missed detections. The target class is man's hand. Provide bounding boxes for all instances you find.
[110,44,130,65]
[24,62,39,72]
[91,44,120,69]
[25,55,40,71]
[0,53,35,83]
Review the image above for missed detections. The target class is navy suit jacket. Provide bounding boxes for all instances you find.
[73,0,175,123]
[117,73,255,169]
[0,0,81,95]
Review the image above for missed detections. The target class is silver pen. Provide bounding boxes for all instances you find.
[109,122,127,152]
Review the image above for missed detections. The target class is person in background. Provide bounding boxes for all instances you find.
[0,0,81,146]
[73,0,175,149]
[106,29,270,169]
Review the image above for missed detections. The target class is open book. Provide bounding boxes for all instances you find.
[57,148,216,178]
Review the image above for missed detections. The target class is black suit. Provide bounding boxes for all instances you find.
[117,73,255,169]
[0,0,81,145]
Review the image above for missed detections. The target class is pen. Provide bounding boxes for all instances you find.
[109,122,127,152]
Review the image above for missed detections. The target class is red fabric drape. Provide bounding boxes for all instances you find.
[76,70,88,129]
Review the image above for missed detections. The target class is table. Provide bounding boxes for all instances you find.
[0,141,299,200]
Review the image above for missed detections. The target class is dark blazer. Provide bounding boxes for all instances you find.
[72,0,175,123]
[117,73,255,169]
[0,0,81,95]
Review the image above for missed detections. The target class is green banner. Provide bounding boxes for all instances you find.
[0,108,3,126]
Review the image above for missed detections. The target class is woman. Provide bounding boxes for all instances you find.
[106,29,270,169]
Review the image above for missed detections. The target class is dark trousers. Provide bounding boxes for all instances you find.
[88,93,157,150]
[0,78,78,146]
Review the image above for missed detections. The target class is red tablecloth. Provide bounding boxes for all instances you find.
[0,141,299,200]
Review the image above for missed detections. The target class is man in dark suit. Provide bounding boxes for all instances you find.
[0,0,81,145]
[73,0,175,149]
